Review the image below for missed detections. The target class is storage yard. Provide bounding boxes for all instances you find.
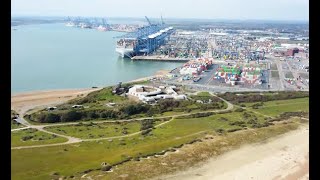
[124,24,309,92]
[65,16,309,92]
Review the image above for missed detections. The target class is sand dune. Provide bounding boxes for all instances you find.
[161,125,309,180]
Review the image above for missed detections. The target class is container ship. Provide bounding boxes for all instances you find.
[115,16,174,58]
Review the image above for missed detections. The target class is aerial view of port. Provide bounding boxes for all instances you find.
[11,0,309,179]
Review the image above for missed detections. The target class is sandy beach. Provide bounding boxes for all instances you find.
[11,88,101,115]
[11,70,170,115]
[126,69,170,83]
[160,125,309,180]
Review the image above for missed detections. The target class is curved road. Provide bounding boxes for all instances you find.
[11,95,235,150]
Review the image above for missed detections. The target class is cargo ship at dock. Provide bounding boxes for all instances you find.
[115,16,174,58]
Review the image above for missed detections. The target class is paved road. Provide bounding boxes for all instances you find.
[11,95,235,149]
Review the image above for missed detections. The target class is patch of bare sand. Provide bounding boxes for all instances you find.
[127,69,170,83]
[160,125,309,180]
[11,88,101,114]
[155,69,170,76]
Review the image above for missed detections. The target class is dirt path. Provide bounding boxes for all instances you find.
[11,101,234,149]
[11,90,235,149]
[159,124,309,180]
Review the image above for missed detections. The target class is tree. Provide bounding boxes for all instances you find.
[61,111,82,122]
[44,113,61,123]
[87,111,99,119]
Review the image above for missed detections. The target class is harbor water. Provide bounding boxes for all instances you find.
[11,23,183,93]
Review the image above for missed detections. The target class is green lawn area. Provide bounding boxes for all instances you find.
[11,129,68,147]
[44,120,167,139]
[244,97,309,117]
[11,97,309,180]
[196,92,211,96]
[11,111,268,180]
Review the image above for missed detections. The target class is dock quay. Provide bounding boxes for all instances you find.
[131,56,237,65]
[131,56,191,62]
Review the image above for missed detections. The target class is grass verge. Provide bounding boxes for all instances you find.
[11,128,68,147]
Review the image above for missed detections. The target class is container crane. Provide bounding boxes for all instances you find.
[102,18,110,29]
[145,16,152,26]
[161,15,165,25]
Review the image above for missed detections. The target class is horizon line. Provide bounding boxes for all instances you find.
[11,14,309,23]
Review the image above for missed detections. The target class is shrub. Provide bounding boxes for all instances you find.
[157,99,180,111]
[37,113,47,123]
[44,113,61,123]
[216,128,225,134]
[141,129,152,136]
[227,128,242,132]
[120,103,150,116]
[87,111,99,119]
[21,135,33,141]
[219,117,228,121]
[234,108,244,112]
[229,121,245,126]
[140,119,154,131]
[61,111,82,122]
[247,119,257,124]
[242,112,252,119]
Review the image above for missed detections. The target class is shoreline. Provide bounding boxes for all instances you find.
[11,88,95,96]
[12,69,171,97]
[11,88,102,115]
[11,70,171,114]
[159,124,309,180]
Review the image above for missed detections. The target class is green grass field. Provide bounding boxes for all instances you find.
[44,119,167,139]
[11,97,309,180]
[11,112,266,179]
[196,92,211,96]
[11,129,68,147]
[243,97,309,117]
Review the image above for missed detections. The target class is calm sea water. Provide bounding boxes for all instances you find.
[11,23,183,93]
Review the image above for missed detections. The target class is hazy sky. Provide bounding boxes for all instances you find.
[12,0,308,21]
